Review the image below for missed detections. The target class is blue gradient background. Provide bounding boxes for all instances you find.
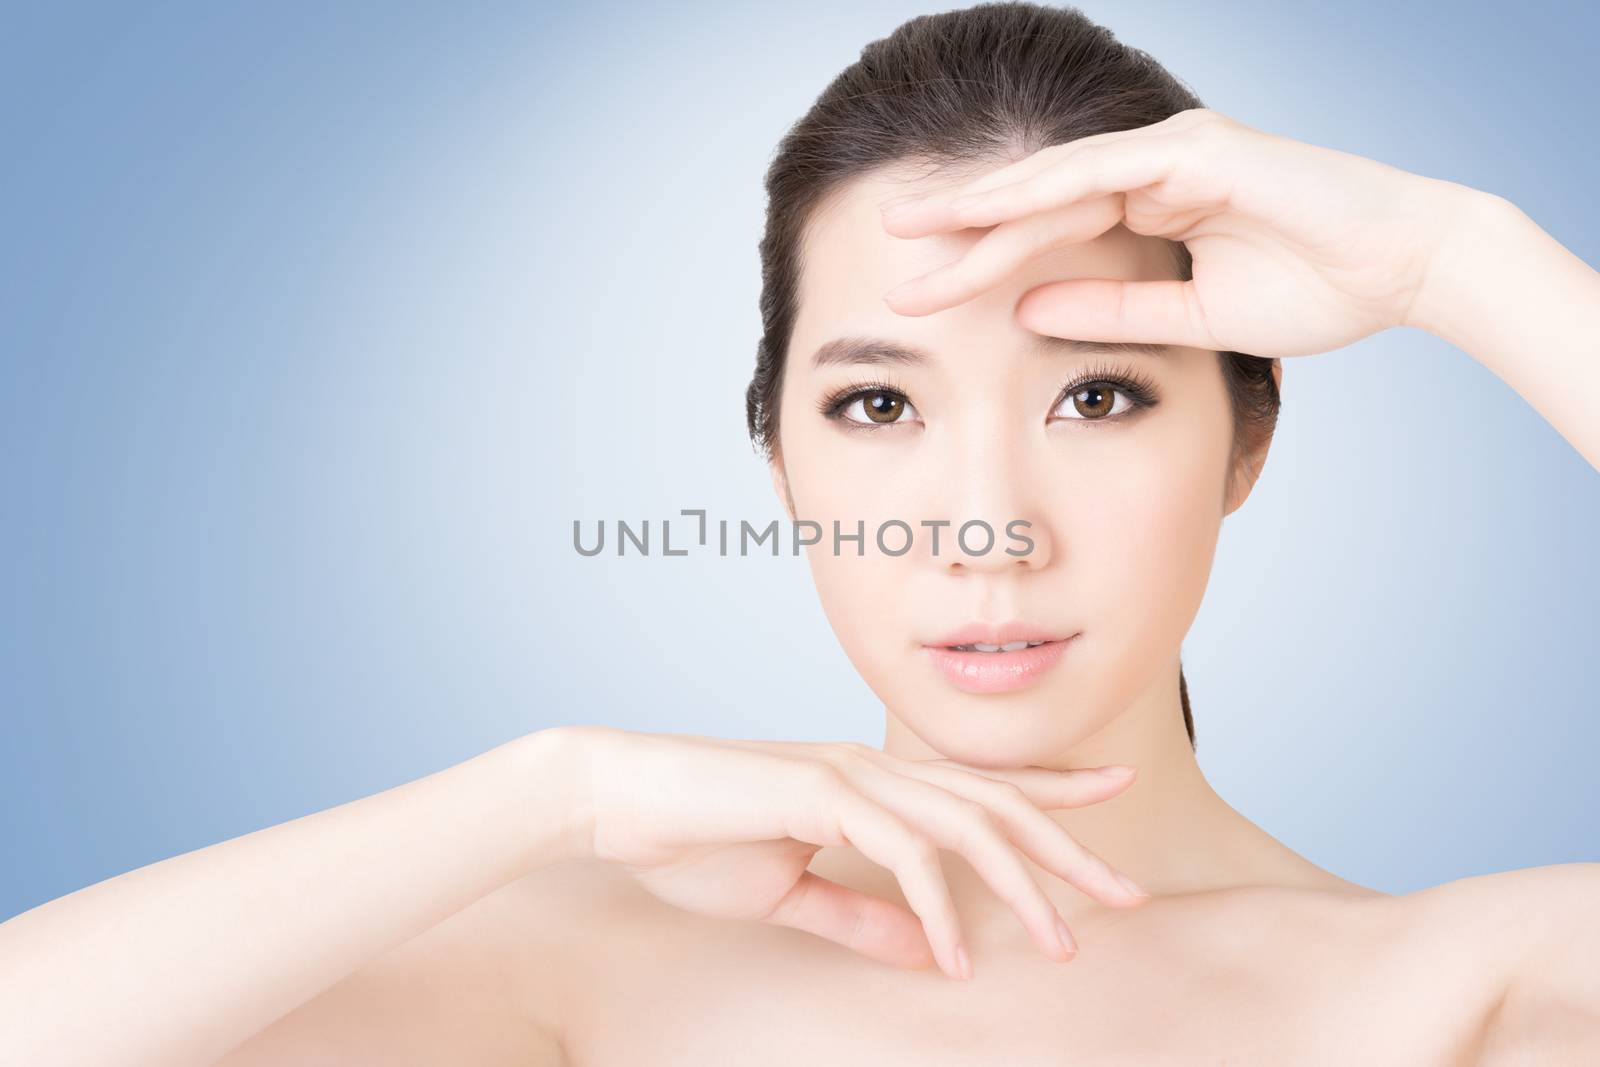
[3,1,1597,922]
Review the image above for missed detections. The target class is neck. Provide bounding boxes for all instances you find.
[879,655,1362,923]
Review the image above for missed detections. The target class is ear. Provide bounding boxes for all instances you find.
[769,451,797,522]
[1222,359,1282,516]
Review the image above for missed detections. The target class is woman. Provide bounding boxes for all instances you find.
[3,3,1596,1063]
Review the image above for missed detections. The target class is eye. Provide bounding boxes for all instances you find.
[1048,364,1161,425]
[1052,382,1137,421]
[820,383,923,431]
[841,390,920,426]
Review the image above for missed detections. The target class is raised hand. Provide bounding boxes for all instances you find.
[563,726,1149,981]
[878,107,1482,359]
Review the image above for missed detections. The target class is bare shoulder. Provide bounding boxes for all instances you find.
[215,858,628,1067]
[1393,862,1600,1063]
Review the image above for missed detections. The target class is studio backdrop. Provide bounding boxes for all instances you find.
[2,0,1597,922]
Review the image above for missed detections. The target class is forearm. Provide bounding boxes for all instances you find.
[1407,188,1600,473]
[0,727,584,1067]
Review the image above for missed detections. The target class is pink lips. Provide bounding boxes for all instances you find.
[921,629,1077,695]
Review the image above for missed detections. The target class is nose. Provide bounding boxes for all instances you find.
[928,422,1055,574]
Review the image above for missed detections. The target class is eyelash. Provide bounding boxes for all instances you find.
[817,359,1162,433]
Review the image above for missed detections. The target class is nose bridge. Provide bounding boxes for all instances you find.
[932,410,1053,572]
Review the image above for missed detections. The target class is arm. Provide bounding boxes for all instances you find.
[1382,193,1600,1050]
[1470,864,1600,1060]
[0,727,584,1067]
[1406,189,1600,473]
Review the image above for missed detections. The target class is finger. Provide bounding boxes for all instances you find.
[888,129,1192,239]
[878,145,1068,218]
[851,767,1075,959]
[880,114,1203,235]
[835,764,1081,964]
[916,758,1141,808]
[1016,276,1223,352]
[949,134,1190,230]
[883,194,1124,317]
[778,767,971,980]
[869,755,1150,909]
[762,870,939,973]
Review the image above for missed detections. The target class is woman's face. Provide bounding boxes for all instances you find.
[773,168,1271,767]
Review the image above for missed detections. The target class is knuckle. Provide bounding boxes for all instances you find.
[762,874,810,926]
[560,722,623,751]
[796,759,847,792]
[985,779,1030,810]
[1069,141,1102,174]
[955,797,1000,839]
[817,740,872,764]
[992,183,1030,216]
[1196,118,1235,153]
[901,831,940,868]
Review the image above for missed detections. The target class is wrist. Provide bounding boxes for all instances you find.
[495,725,597,870]
[1403,183,1530,343]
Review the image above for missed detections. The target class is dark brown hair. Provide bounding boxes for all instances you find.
[745,1,1281,750]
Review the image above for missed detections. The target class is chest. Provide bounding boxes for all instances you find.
[557,903,1493,1066]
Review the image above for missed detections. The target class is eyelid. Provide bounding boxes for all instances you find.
[818,375,923,430]
[830,389,922,430]
[1049,359,1162,423]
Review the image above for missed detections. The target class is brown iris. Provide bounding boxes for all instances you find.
[863,392,906,423]
[1070,385,1116,419]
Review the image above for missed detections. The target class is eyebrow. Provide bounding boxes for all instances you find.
[810,334,1171,369]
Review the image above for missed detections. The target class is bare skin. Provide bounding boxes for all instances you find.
[505,852,1499,1065]
[2,110,1597,1066]
[208,733,1583,1066]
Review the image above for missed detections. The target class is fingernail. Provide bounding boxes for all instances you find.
[955,943,973,980]
[1097,764,1136,778]
[1054,914,1078,958]
[1116,871,1150,898]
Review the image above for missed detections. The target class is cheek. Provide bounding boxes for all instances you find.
[794,471,918,687]
[1068,434,1225,669]
[781,435,936,703]
[806,548,900,688]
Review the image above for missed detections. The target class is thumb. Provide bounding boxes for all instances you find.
[764,870,937,972]
[1016,277,1221,351]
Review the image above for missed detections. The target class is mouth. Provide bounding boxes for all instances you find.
[920,629,1078,695]
[942,640,1051,653]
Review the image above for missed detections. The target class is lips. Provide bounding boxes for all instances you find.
[920,623,1078,695]
[924,622,1074,649]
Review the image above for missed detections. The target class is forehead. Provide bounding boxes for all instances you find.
[790,166,1181,360]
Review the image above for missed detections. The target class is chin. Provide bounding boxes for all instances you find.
[896,692,1092,769]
